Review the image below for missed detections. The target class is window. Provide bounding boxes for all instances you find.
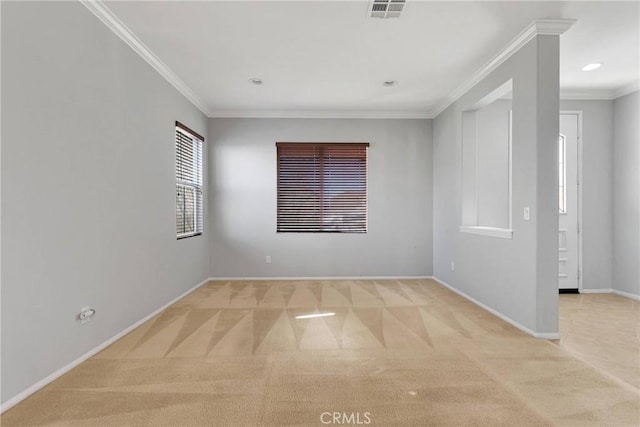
[175,121,203,239]
[558,134,567,214]
[276,142,368,233]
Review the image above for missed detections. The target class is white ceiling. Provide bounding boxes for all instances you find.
[104,1,640,118]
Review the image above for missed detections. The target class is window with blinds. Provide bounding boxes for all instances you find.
[277,142,368,233]
[176,121,204,239]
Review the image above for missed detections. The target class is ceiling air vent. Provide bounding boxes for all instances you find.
[369,0,405,19]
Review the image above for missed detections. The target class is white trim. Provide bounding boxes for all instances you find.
[577,288,640,301]
[532,331,561,340]
[560,84,639,101]
[612,289,640,301]
[429,19,576,118]
[534,20,578,35]
[80,6,578,120]
[613,82,640,100]
[459,226,513,239]
[79,0,210,116]
[508,108,513,230]
[68,7,635,119]
[208,109,433,119]
[580,288,613,294]
[474,112,479,224]
[0,277,211,414]
[576,112,584,293]
[430,277,559,339]
[560,111,583,293]
[560,89,615,100]
[208,276,431,281]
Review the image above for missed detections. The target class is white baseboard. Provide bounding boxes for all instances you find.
[533,331,562,339]
[430,276,560,340]
[208,276,431,281]
[0,277,211,414]
[576,288,639,301]
[612,289,640,301]
[580,288,613,294]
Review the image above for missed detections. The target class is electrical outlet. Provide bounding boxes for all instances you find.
[450,261,455,271]
[265,255,272,264]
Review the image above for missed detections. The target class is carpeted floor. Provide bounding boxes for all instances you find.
[2,279,639,426]
[558,292,639,390]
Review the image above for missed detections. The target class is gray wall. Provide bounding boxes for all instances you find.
[612,91,640,296]
[560,100,614,291]
[208,118,433,278]
[433,36,561,335]
[475,99,511,229]
[1,2,209,404]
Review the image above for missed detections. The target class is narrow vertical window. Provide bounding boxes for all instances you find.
[558,134,567,214]
[176,121,204,238]
[276,142,368,233]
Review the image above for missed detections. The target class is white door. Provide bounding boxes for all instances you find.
[559,113,580,290]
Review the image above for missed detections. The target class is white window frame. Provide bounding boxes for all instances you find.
[176,122,204,239]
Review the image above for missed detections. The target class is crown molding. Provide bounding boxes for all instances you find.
[534,19,578,35]
[79,0,431,120]
[560,81,640,101]
[80,0,210,117]
[81,5,590,120]
[429,19,576,118]
[613,81,640,99]
[560,89,615,100]
[209,109,433,119]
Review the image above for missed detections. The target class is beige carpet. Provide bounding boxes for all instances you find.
[3,279,639,426]
[558,292,640,390]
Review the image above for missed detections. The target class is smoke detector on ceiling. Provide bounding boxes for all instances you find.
[369,0,405,19]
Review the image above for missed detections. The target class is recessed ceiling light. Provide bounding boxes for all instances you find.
[581,63,602,71]
[383,80,396,87]
[249,78,263,85]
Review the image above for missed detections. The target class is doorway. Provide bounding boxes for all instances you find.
[558,112,582,292]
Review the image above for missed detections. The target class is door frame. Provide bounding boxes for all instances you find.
[560,111,583,292]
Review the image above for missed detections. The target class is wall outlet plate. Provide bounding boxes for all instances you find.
[79,307,96,324]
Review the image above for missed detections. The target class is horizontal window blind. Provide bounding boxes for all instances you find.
[277,142,368,233]
[176,122,204,239]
